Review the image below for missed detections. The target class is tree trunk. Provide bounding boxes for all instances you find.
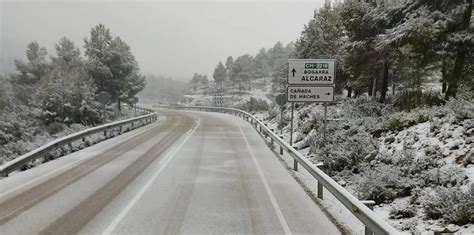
[347,87,352,98]
[372,76,378,100]
[445,0,471,100]
[379,60,389,103]
[368,78,373,96]
[117,99,121,112]
[441,59,447,93]
[445,52,465,100]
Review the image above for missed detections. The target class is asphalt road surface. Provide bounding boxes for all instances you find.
[0,111,340,234]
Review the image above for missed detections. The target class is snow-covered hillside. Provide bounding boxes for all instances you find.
[181,79,473,234]
[0,106,147,166]
[259,97,473,234]
[179,78,274,108]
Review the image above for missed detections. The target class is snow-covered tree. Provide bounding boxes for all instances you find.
[84,24,144,111]
[33,38,101,125]
[374,0,473,100]
[14,41,50,83]
[189,73,209,91]
[266,42,287,72]
[0,75,12,111]
[52,37,82,71]
[225,56,233,71]
[212,62,227,89]
[229,54,253,93]
[252,48,270,79]
[33,66,101,125]
[123,72,146,106]
[295,3,348,94]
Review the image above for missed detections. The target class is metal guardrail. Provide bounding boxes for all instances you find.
[0,106,158,177]
[157,105,399,235]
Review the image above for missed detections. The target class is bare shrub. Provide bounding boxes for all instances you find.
[420,184,474,225]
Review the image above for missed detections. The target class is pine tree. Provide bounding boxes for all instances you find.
[252,48,270,79]
[229,55,253,94]
[84,24,144,110]
[213,62,227,90]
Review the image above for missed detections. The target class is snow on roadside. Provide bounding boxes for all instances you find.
[179,78,273,108]
[256,98,473,234]
[178,79,473,234]
[0,108,150,166]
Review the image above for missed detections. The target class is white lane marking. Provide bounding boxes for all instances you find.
[0,120,166,200]
[102,116,201,235]
[234,118,292,235]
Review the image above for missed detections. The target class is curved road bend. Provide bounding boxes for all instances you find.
[0,111,340,234]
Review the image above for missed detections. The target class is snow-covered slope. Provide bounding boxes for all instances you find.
[179,78,273,108]
[178,78,473,234]
[258,97,473,234]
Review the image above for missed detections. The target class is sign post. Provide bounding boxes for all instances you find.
[323,103,328,143]
[287,59,335,171]
[290,102,296,171]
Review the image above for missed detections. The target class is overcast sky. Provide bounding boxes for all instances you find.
[1,0,326,81]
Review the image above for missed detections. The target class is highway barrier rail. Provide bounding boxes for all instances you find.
[156,105,399,235]
[0,106,158,177]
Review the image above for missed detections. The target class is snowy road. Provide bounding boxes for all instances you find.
[0,111,339,234]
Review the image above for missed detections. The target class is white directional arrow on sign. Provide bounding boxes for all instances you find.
[288,59,335,85]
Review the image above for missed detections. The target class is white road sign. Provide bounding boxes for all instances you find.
[287,86,334,102]
[288,59,335,85]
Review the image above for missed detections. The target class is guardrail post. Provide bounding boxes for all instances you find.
[119,125,123,133]
[318,181,324,199]
[279,135,284,155]
[362,200,376,235]
[264,124,268,138]
[293,145,298,171]
[270,129,274,146]
[104,130,107,137]
[313,163,324,199]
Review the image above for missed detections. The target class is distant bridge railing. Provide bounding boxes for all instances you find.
[156,105,399,235]
[0,106,158,177]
